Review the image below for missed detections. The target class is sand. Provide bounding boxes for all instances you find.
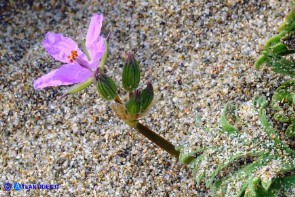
[0,0,293,196]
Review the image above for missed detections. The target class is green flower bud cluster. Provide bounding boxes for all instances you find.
[94,51,154,120]
[122,53,154,117]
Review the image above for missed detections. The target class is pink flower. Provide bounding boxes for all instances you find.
[34,14,106,89]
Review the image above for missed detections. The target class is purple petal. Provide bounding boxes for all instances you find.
[42,32,82,63]
[86,14,103,48]
[34,63,92,89]
[86,14,106,66]
[87,37,106,69]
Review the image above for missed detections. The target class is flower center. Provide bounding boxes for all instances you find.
[66,50,93,73]
[68,50,78,63]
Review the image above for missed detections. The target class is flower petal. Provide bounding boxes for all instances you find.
[86,14,103,49]
[86,14,106,66]
[88,37,106,69]
[42,32,81,63]
[34,63,92,89]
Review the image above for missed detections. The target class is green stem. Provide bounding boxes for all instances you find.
[127,121,180,159]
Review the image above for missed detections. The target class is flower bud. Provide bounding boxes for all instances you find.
[126,90,142,115]
[140,82,154,111]
[96,74,118,100]
[122,53,140,91]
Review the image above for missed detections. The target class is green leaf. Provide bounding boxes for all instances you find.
[220,103,239,135]
[213,154,274,196]
[286,123,295,137]
[206,150,262,188]
[265,52,295,76]
[271,80,295,137]
[279,9,295,33]
[258,176,295,196]
[177,146,204,165]
[254,54,267,69]
[256,8,295,76]
[190,154,207,184]
[244,177,260,197]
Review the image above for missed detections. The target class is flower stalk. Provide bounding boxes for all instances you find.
[113,95,180,158]
[128,121,180,158]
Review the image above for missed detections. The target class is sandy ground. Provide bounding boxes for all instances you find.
[0,0,293,196]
